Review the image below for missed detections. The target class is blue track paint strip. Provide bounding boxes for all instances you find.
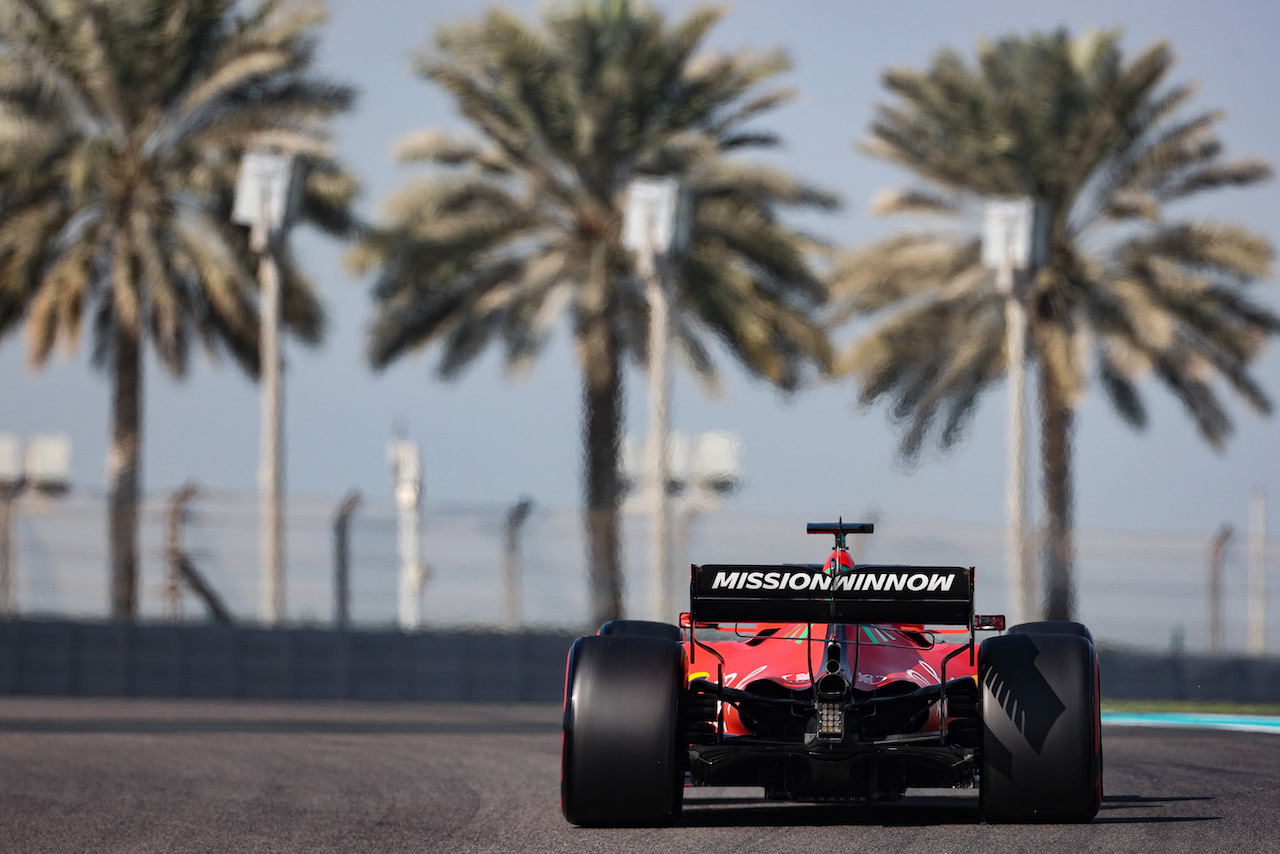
[1102,712,1280,734]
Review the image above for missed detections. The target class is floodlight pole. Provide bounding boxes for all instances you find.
[641,246,675,623]
[984,199,1044,626]
[256,218,285,625]
[624,176,689,624]
[999,258,1033,624]
[389,436,425,630]
[235,147,300,627]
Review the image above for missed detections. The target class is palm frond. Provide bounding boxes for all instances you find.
[0,0,355,382]
[829,233,980,320]
[843,26,1275,465]
[870,187,965,218]
[364,1,834,393]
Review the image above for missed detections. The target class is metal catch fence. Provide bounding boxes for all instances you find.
[1,489,1275,656]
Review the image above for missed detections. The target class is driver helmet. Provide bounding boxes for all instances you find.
[823,548,855,574]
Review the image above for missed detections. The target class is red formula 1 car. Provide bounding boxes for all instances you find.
[562,521,1102,826]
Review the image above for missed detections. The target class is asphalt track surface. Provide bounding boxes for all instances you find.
[1,698,1276,853]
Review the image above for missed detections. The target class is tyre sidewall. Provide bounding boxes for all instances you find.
[979,632,1101,822]
[562,635,685,826]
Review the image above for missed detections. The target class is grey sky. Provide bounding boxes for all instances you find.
[1,0,1276,542]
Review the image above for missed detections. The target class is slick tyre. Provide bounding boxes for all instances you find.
[561,635,685,827]
[979,633,1102,823]
[1007,620,1093,643]
[598,620,683,642]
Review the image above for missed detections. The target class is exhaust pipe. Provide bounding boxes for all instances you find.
[815,671,850,701]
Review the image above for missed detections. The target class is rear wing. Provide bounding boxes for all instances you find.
[689,564,974,627]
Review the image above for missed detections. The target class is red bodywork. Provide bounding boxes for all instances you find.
[685,623,977,735]
[684,548,979,737]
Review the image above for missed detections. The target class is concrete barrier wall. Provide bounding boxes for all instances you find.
[1097,649,1280,704]
[4,619,1280,704]
[0,620,577,703]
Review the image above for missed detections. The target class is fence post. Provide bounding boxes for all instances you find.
[1208,524,1234,654]
[166,484,200,621]
[504,497,534,630]
[0,485,20,616]
[333,489,362,630]
[166,483,232,625]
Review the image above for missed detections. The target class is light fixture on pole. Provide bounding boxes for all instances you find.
[982,198,1048,625]
[234,147,304,626]
[0,433,71,615]
[672,432,742,611]
[621,429,742,621]
[623,175,691,623]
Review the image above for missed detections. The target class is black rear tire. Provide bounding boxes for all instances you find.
[561,635,685,826]
[598,620,683,642]
[979,633,1102,823]
[1007,620,1093,643]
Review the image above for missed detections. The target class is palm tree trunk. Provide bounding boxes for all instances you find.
[108,321,142,621]
[580,243,624,628]
[583,356,623,627]
[1039,357,1076,622]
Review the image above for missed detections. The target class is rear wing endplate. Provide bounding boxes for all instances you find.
[690,563,974,627]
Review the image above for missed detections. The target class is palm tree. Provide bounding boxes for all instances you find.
[352,0,836,626]
[0,0,358,620]
[832,30,1277,621]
